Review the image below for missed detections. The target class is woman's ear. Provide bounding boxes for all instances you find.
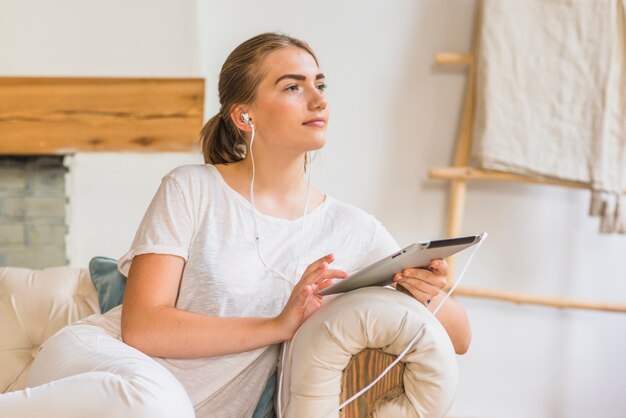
[230,105,253,132]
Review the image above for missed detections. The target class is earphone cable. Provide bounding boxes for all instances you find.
[248,123,312,285]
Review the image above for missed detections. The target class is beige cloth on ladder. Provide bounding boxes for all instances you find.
[472,0,626,233]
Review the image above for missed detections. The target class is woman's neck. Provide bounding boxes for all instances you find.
[239,150,307,198]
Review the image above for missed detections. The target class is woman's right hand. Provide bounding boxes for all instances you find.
[275,253,348,340]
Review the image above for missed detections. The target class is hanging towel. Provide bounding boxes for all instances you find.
[472,0,626,233]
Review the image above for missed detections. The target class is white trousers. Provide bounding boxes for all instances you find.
[1,324,195,418]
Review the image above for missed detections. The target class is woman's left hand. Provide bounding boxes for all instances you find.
[392,259,448,305]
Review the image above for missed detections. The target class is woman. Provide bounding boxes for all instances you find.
[2,32,470,418]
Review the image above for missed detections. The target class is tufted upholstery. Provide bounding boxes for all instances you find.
[281,287,458,418]
[0,266,99,393]
[0,268,457,417]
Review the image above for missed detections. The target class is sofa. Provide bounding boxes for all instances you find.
[0,265,458,418]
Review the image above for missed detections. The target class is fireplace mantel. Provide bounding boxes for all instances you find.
[0,77,204,154]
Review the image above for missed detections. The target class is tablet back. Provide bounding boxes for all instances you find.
[317,234,482,296]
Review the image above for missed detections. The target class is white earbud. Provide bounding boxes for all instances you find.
[241,112,251,125]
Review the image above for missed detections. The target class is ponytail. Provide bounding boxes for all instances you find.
[199,113,246,164]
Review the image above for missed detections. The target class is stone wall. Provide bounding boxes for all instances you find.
[0,156,67,268]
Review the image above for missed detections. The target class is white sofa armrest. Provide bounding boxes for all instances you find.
[281,287,458,418]
[0,266,99,393]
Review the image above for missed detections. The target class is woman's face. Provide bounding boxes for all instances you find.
[247,46,329,155]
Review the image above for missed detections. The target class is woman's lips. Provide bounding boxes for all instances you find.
[303,119,326,127]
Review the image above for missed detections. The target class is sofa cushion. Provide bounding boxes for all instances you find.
[0,266,99,393]
[88,257,127,313]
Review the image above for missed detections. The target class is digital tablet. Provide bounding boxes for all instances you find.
[317,233,487,296]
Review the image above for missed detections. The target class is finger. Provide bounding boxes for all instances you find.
[312,277,345,294]
[429,259,448,275]
[288,283,312,311]
[396,282,432,304]
[300,260,330,285]
[302,253,335,278]
[397,270,447,289]
[308,268,348,286]
[314,278,337,292]
[398,278,440,298]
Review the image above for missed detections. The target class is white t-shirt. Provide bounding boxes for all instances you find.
[83,164,399,416]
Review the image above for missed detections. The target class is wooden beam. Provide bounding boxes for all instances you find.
[429,166,626,193]
[447,181,467,239]
[435,53,474,66]
[439,14,480,281]
[445,48,477,242]
[454,285,626,313]
[0,77,204,154]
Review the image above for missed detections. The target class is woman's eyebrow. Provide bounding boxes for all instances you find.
[274,73,325,85]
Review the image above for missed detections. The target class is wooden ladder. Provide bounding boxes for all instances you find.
[430,25,626,314]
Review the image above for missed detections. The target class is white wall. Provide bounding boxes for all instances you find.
[0,0,203,266]
[2,0,625,416]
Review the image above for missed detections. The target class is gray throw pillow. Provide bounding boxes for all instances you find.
[88,256,127,313]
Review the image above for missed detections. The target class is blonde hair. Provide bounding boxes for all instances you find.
[200,32,318,164]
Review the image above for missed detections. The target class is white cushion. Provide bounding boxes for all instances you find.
[0,266,99,392]
[281,287,458,418]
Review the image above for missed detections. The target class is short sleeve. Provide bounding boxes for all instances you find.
[354,218,401,271]
[117,175,195,276]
